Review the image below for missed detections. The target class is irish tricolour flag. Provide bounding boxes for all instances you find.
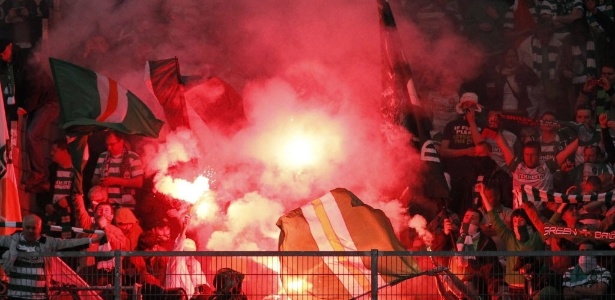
[276,188,421,299]
[49,58,163,137]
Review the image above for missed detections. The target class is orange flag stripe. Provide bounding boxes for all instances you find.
[96,77,119,122]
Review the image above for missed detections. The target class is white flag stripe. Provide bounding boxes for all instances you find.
[319,193,386,286]
[407,79,420,106]
[96,74,128,122]
[301,198,366,296]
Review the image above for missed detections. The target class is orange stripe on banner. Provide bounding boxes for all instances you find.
[312,199,344,251]
[97,78,119,122]
[312,198,371,293]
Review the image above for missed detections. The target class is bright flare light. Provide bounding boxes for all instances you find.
[193,193,217,221]
[155,174,210,204]
[257,112,343,173]
[281,135,317,169]
[285,278,312,293]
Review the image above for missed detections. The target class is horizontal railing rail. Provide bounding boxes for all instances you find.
[2,250,612,299]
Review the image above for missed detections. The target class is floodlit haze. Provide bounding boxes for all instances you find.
[43,0,483,251]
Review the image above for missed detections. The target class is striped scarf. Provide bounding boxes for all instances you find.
[531,36,562,80]
[570,40,597,83]
[518,184,614,204]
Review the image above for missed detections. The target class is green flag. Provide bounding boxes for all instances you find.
[50,58,164,194]
[50,58,164,137]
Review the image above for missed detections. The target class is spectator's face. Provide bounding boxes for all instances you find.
[581,181,599,194]
[504,49,518,68]
[540,114,557,133]
[575,109,592,126]
[487,112,500,129]
[50,144,69,164]
[462,211,481,226]
[512,215,527,227]
[523,147,540,168]
[459,101,479,113]
[153,225,171,243]
[105,134,124,156]
[583,147,598,163]
[536,27,553,45]
[602,66,615,85]
[89,187,108,206]
[22,217,42,243]
[95,205,114,222]
[117,222,134,233]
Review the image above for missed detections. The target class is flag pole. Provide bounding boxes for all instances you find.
[441,204,458,251]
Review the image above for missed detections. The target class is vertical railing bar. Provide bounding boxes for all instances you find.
[114,250,121,299]
[371,249,378,300]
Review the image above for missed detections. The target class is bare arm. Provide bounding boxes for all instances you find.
[172,215,191,251]
[72,194,93,230]
[99,174,143,189]
[466,110,484,146]
[495,130,516,165]
[555,138,579,166]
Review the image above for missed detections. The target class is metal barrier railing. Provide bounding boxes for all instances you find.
[2,250,613,299]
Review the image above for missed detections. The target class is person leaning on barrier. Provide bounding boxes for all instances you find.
[164,215,210,299]
[562,240,611,299]
[442,207,503,299]
[70,194,127,286]
[523,201,579,276]
[123,231,169,300]
[478,182,546,298]
[521,200,583,299]
[0,214,105,300]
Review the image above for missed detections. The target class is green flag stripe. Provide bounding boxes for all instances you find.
[49,58,164,138]
[50,58,101,125]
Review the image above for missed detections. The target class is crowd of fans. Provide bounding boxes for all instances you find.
[0,1,212,294]
[1,129,212,299]
[400,0,615,298]
[0,0,614,299]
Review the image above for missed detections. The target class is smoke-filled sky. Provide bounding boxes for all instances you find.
[43,0,484,252]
